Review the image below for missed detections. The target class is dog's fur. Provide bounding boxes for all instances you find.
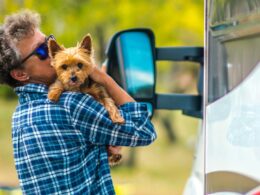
[47,34,124,166]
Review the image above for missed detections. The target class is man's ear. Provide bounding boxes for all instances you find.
[10,69,29,82]
[48,39,63,58]
[80,34,92,54]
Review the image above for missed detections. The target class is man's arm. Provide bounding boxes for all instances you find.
[89,66,135,106]
[74,66,157,146]
[67,93,156,147]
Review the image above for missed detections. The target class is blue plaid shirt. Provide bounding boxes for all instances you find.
[12,83,156,195]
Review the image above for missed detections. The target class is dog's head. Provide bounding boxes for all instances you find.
[48,34,95,90]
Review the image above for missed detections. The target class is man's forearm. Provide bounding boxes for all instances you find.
[89,66,135,106]
[103,75,135,106]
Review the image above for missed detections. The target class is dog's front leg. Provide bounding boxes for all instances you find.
[81,85,125,124]
[48,80,64,102]
[102,97,125,124]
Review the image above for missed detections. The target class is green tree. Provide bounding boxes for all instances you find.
[0,0,203,96]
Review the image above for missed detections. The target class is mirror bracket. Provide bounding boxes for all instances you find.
[155,47,204,118]
[156,93,201,110]
[156,47,203,63]
[156,93,202,118]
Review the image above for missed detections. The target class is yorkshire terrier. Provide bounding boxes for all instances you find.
[47,34,124,166]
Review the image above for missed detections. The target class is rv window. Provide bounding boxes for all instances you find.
[208,35,260,103]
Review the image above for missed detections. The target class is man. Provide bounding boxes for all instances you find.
[0,10,156,194]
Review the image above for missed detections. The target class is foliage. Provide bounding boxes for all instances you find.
[0,85,16,99]
[0,0,203,97]
[0,0,203,60]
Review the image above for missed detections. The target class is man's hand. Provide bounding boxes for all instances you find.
[101,64,107,72]
[89,66,109,85]
[90,64,135,106]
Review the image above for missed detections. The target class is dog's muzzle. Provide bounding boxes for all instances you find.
[70,75,78,82]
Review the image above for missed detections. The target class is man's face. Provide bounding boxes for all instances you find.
[16,29,56,86]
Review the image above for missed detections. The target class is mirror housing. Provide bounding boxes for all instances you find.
[105,29,156,115]
[105,28,203,118]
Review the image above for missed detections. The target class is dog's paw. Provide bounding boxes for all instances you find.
[48,92,60,102]
[111,110,125,124]
[112,115,125,124]
[108,154,122,167]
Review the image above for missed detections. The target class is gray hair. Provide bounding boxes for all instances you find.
[0,9,41,87]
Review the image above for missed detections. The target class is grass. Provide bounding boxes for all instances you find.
[0,98,19,186]
[0,98,199,195]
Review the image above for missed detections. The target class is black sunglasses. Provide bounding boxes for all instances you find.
[21,35,55,64]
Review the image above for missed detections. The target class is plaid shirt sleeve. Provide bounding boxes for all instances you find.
[63,93,157,146]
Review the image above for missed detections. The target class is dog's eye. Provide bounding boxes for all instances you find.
[77,63,83,69]
[61,64,68,70]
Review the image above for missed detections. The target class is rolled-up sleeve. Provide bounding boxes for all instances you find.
[68,93,157,146]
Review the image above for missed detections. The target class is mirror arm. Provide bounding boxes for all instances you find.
[182,110,203,118]
[155,93,202,110]
[155,47,203,63]
[155,94,203,118]
[155,47,204,118]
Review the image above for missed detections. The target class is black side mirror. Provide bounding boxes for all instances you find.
[105,29,156,115]
[105,28,203,118]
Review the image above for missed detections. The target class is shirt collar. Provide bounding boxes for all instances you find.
[15,83,49,104]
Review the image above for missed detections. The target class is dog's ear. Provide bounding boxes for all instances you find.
[48,39,63,58]
[80,34,92,54]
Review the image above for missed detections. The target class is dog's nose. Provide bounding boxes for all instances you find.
[70,75,78,82]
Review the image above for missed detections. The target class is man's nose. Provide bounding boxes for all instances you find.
[70,75,78,82]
